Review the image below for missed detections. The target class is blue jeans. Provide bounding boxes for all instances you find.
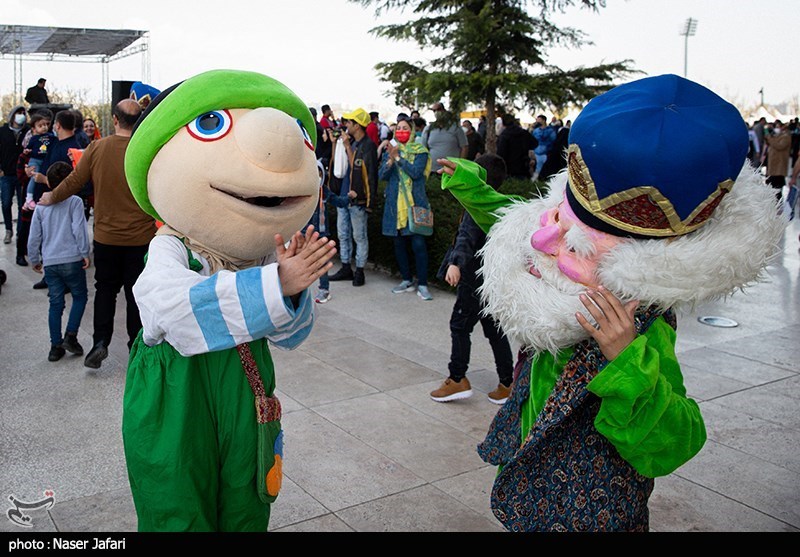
[336,205,369,268]
[26,158,43,199]
[535,153,547,175]
[394,233,429,286]
[1,175,22,232]
[44,261,88,347]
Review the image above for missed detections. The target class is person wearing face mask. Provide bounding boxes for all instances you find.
[462,120,484,161]
[379,115,434,301]
[0,106,30,244]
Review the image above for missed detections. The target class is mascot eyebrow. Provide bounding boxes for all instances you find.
[563,225,597,257]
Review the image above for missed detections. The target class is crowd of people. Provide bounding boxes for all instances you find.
[747,116,800,205]
[1,79,155,369]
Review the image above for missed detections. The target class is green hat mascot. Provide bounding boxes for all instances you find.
[122,69,336,531]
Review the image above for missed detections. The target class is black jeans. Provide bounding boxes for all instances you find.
[92,241,148,350]
[448,281,513,385]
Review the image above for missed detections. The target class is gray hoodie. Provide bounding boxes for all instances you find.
[6,105,27,134]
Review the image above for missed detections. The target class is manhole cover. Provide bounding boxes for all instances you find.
[698,316,739,328]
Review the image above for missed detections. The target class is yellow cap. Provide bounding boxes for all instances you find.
[342,108,370,128]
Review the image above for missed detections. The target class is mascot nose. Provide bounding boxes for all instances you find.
[234,107,309,172]
[531,225,560,255]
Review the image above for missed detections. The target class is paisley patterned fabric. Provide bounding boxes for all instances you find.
[477,306,674,531]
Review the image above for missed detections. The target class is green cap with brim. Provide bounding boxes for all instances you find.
[125,69,316,221]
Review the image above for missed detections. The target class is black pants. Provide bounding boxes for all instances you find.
[16,210,32,259]
[448,281,513,385]
[92,241,148,350]
[766,175,786,203]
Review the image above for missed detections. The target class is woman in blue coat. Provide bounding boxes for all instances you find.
[379,115,433,300]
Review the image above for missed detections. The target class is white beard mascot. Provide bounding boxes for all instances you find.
[121,70,336,531]
[438,74,786,531]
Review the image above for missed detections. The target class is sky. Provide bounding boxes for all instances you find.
[1,0,798,121]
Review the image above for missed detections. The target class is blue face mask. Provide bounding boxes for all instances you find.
[13,113,26,126]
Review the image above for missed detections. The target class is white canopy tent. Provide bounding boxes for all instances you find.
[0,24,150,131]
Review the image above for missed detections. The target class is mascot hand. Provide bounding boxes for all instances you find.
[275,225,337,297]
[575,286,638,361]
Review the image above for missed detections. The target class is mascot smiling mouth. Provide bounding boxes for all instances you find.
[211,184,309,208]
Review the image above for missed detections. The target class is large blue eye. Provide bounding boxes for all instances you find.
[186,109,233,141]
[297,119,314,151]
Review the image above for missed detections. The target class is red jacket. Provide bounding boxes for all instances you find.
[365,122,380,146]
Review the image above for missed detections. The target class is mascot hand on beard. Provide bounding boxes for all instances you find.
[121,69,336,532]
[438,74,786,532]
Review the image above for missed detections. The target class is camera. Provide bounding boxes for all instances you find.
[330,128,342,138]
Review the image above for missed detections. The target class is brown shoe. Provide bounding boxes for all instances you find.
[430,377,473,402]
[487,383,512,405]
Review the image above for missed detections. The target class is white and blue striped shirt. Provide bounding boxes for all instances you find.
[133,235,314,357]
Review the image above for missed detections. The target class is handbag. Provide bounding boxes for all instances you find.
[408,205,434,236]
[333,139,348,179]
[400,181,433,236]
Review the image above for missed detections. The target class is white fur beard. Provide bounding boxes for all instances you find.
[478,166,786,355]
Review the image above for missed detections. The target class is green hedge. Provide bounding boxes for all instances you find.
[328,174,549,289]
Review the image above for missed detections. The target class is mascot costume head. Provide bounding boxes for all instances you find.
[479,74,785,355]
[126,69,320,263]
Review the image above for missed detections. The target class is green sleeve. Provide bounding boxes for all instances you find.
[440,158,525,233]
[586,317,707,478]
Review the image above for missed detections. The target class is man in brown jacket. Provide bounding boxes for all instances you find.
[39,99,156,368]
[764,120,791,202]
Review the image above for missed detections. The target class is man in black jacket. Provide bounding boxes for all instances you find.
[0,105,30,245]
[25,78,50,105]
[329,108,378,287]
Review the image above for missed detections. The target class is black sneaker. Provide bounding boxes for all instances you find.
[48,345,66,362]
[62,332,84,355]
[33,278,47,290]
[352,267,365,287]
[16,256,28,267]
[329,265,353,281]
[84,342,108,369]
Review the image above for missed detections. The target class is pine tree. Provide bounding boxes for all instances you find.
[351,0,635,152]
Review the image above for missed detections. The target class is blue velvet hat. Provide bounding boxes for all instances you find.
[566,74,749,238]
[129,82,161,110]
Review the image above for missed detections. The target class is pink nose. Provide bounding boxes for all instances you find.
[531,225,560,255]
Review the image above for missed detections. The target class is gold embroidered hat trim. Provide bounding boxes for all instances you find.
[567,145,733,237]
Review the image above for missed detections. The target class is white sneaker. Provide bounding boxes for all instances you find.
[392,280,416,294]
[3,230,11,244]
[314,289,331,304]
[417,285,433,301]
